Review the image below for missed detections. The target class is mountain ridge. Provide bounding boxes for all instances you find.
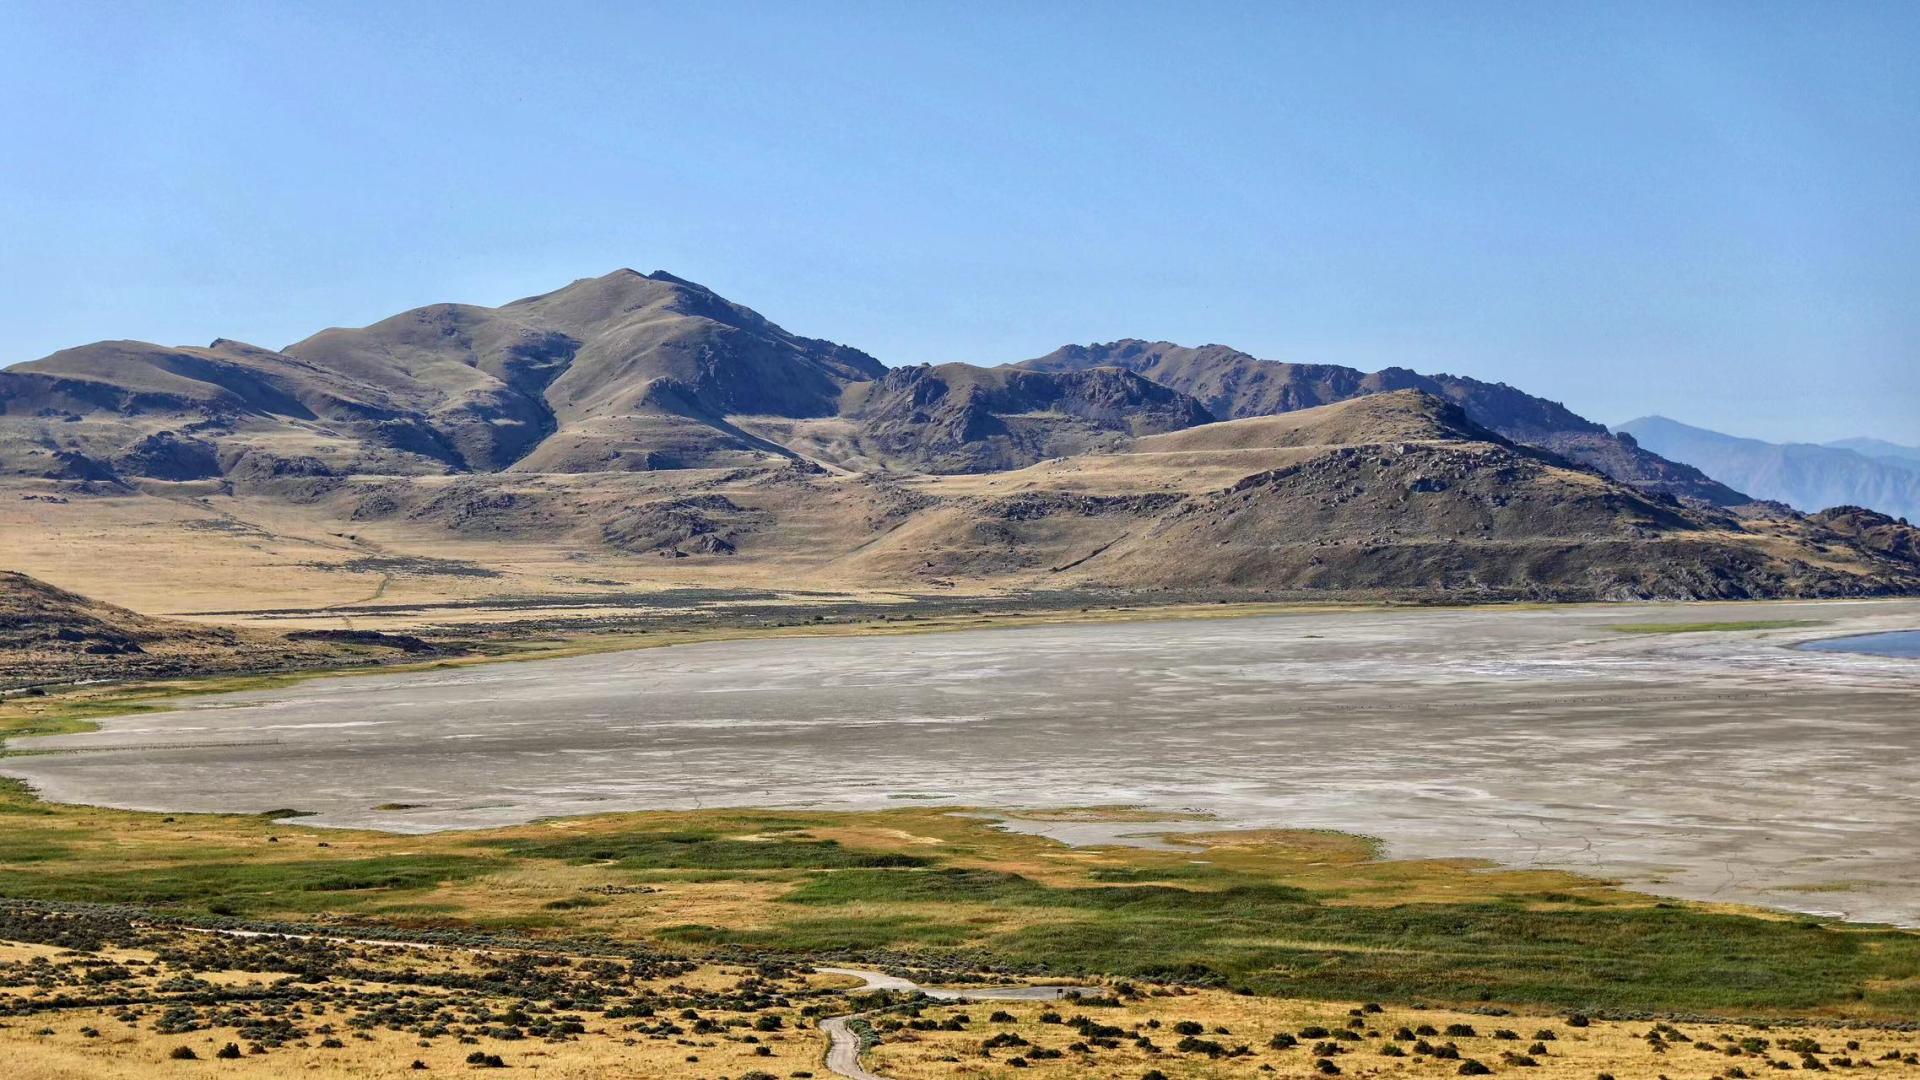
[6,269,1919,604]
[1016,339,1755,508]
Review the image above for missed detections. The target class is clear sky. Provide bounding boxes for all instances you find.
[4,2,1916,444]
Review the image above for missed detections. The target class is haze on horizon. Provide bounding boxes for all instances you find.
[4,2,1916,445]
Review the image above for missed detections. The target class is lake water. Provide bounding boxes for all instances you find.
[5,599,1919,923]
[1801,629,1920,659]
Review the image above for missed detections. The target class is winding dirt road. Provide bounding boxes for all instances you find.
[814,967,1094,1080]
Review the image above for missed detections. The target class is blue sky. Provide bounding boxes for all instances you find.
[4,2,1916,443]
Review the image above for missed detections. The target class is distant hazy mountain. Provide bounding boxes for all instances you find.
[1826,437,1920,469]
[1618,416,1920,522]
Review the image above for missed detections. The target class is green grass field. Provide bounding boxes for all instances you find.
[1608,619,1822,634]
[0,776,1916,1019]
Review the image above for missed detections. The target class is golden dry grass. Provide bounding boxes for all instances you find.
[866,990,1920,1079]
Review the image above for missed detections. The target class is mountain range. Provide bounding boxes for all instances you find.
[4,269,1919,605]
[1825,437,1920,470]
[1619,416,1920,524]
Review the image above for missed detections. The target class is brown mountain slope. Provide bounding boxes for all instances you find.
[0,271,888,482]
[808,363,1212,472]
[0,571,408,689]
[0,274,1223,483]
[1133,387,1488,451]
[838,392,1920,599]
[0,338,464,482]
[283,269,886,473]
[1017,339,1753,507]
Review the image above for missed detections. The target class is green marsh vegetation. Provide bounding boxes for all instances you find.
[1608,619,1822,635]
[0,781,1913,1019]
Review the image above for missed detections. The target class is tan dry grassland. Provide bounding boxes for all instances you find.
[2,912,1919,1080]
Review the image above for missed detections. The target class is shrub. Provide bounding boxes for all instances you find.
[168,1047,197,1060]
[1445,1024,1477,1037]
[215,1043,242,1059]
[983,1032,1029,1049]
[1269,1033,1298,1049]
[1174,1036,1226,1058]
[1458,1060,1493,1075]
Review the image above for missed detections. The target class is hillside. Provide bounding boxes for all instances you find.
[1017,339,1754,507]
[1621,416,1920,522]
[3,270,1918,615]
[797,363,1211,472]
[0,272,1225,482]
[835,392,1919,599]
[0,571,408,689]
[0,271,890,482]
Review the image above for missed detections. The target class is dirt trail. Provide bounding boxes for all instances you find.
[815,967,1096,1080]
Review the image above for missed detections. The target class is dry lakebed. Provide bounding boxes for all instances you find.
[6,598,1918,924]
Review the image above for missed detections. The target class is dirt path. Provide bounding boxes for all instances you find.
[815,967,1095,1080]
[821,1013,887,1080]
